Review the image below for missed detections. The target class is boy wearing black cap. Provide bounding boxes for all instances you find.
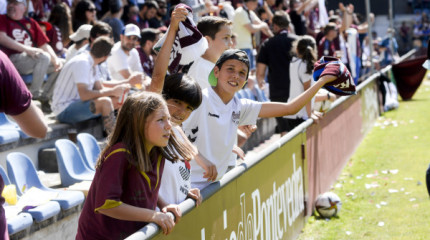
[182,49,338,190]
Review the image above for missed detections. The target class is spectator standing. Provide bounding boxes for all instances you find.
[107,23,144,80]
[232,0,273,71]
[137,28,160,77]
[187,16,233,89]
[317,22,338,59]
[0,0,63,107]
[0,49,48,239]
[256,11,298,136]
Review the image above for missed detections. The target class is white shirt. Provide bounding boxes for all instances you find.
[182,87,261,187]
[107,42,143,80]
[52,52,99,115]
[158,127,191,205]
[187,56,214,89]
[286,57,312,120]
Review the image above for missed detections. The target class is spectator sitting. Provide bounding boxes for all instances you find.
[102,0,124,42]
[0,0,63,111]
[48,3,73,54]
[129,1,159,29]
[148,0,168,29]
[65,24,92,62]
[51,36,130,134]
[72,0,96,31]
[137,28,160,77]
[187,16,233,89]
[107,24,144,80]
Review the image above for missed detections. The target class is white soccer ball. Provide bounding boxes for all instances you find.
[315,192,342,218]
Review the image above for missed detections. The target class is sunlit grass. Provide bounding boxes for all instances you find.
[299,79,430,240]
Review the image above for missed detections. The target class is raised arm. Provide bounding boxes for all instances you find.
[149,7,188,93]
[258,75,336,118]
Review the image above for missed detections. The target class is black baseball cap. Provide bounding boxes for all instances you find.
[208,49,250,86]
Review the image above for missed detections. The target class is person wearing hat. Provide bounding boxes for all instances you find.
[65,24,92,62]
[107,23,144,80]
[0,0,63,108]
[181,48,338,189]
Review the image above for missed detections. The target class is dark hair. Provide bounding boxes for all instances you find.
[293,35,317,74]
[272,11,290,29]
[109,0,122,14]
[89,21,112,42]
[197,16,232,40]
[73,0,94,24]
[90,36,114,58]
[323,22,337,36]
[96,92,196,172]
[140,28,160,46]
[163,73,202,110]
[243,0,258,3]
[49,3,73,45]
[142,1,159,10]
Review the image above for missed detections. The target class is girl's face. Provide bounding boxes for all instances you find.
[166,99,194,125]
[85,4,96,23]
[213,59,248,102]
[144,105,172,151]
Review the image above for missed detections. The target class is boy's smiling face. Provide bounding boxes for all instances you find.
[213,59,248,102]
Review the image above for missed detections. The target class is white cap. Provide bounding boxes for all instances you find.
[122,24,141,38]
[70,24,92,42]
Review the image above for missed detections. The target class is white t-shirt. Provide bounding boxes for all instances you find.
[107,42,143,80]
[285,57,313,120]
[182,87,262,188]
[52,52,99,115]
[232,7,257,49]
[158,127,191,205]
[187,56,214,90]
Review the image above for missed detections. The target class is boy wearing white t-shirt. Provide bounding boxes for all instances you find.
[182,49,338,189]
[187,16,233,89]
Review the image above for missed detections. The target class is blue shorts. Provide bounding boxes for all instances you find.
[57,100,100,124]
[240,48,255,71]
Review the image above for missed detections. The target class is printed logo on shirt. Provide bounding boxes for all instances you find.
[179,165,190,181]
[187,126,198,143]
[12,29,32,46]
[208,112,220,118]
[231,111,240,125]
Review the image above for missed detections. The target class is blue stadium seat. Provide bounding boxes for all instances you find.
[236,89,245,99]
[254,87,269,102]
[244,88,256,101]
[77,133,101,171]
[55,139,95,187]
[0,166,33,233]
[0,113,30,139]
[0,129,20,145]
[6,152,85,210]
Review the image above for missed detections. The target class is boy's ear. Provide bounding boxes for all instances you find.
[204,36,213,46]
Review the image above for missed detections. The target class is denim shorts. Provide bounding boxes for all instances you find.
[240,48,255,71]
[57,100,100,124]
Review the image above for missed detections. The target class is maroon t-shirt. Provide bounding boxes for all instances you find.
[76,143,166,240]
[0,15,50,55]
[46,25,63,55]
[0,49,32,238]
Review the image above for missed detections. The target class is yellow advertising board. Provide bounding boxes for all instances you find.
[151,132,307,240]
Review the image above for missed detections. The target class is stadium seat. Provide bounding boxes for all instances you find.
[244,88,256,101]
[0,166,34,234]
[0,129,20,145]
[6,152,85,210]
[236,89,245,99]
[254,87,269,102]
[0,113,30,139]
[55,139,95,187]
[77,133,101,171]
